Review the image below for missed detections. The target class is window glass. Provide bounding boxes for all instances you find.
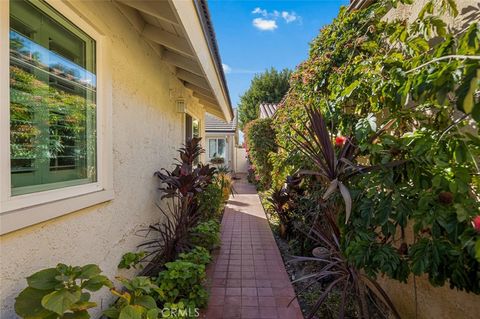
[217,139,226,157]
[10,0,97,195]
[192,119,199,138]
[209,139,216,158]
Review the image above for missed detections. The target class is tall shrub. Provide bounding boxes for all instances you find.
[244,118,277,190]
[271,0,480,315]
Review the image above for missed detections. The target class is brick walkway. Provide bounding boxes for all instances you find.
[202,176,303,319]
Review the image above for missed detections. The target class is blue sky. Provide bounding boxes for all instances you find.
[208,0,350,107]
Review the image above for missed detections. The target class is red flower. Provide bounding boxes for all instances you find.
[335,136,346,147]
[472,216,480,232]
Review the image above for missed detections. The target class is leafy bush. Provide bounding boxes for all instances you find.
[270,0,480,316]
[197,181,223,220]
[104,277,160,319]
[216,172,233,202]
[189,219,221,250]
[155,261,208,309]
[244,118,277,189]
[14,264,112,319]
[118,251,146,270]
[179,246,212,266]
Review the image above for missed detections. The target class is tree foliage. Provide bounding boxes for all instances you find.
[244,118,277,190]
[238,68,291,129]
[271,0,480,306]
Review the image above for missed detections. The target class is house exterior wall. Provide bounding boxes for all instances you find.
[377,1,480,318]
[0,1,206,317]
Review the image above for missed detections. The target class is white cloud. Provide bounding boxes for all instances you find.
[252,7,267,16]
[252,18,278,31]
[251,7,300,30]
[281,11,298,23]
[222,63,232,74]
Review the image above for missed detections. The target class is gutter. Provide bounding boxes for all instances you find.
[192,0,234,120]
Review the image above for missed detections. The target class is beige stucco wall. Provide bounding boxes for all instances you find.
[0,1,207,317]
[380,1,480,318]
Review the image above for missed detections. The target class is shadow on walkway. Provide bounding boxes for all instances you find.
[201,175,304,319]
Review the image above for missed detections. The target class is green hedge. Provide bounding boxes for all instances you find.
[244,118,277,190]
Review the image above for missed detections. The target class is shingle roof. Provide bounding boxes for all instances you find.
[259,103,278,119]
[205,111,237,133]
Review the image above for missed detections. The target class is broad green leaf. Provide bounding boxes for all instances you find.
[79,264,101,279]
[82,275,112,291]
[119,305,144,319]
[103,308,121,319]
[41,289,81,315]
[69,301,97,311]
[146,309,159,319]
[63,310,90,319]
[27,268,59,290]
[134,295,157,309]
[343,80,360,97]
[15,287,55,318]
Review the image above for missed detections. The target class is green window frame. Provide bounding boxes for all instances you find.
[9,0,97,196]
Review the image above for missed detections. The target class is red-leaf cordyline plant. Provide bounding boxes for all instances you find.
[266,188,292,238]
[138,197,200,276]
[290,203,400,319]
[154,137,216,200]
[291,107,401,223]
[139,138,216,276]
[289,107,404,318]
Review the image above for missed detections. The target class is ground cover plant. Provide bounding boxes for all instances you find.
[263,0,480,317]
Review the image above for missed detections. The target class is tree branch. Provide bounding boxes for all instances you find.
[406,55,480,74]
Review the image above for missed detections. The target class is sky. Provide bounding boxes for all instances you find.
[208,0,350,107]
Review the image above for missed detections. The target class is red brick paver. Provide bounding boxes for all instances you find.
[202,176,303,319]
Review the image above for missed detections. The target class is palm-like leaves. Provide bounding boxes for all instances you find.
[138,197,200,276]
[290,108,357,223]
[290,205,400,319]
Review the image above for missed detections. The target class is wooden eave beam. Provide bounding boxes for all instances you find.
[193,91,217,105]
[142,25,194,58]
[162,50,202,76]
[183,82,215,100]
[176,69,210,91]
[118,0,179,26]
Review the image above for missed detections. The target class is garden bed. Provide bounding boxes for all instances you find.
[260,193,391,319]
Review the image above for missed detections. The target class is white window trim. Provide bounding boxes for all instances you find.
[0,0,113,235]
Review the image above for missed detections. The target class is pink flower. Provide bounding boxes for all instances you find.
[471,216,480,232]
[255,175,260,181]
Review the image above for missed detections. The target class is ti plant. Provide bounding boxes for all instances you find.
[154,137,215,200]
[291,205,400,319]
[266,187,293,238]
[15,263,112,319]
[138,197,200,276]
[291,107,403,223]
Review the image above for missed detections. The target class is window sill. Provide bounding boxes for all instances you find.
[0,188,114,235]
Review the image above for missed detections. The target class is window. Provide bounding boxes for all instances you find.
[208,138,226,159]
[9,0,97,195]
[0,0,113,234]
[185,114,200,142]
